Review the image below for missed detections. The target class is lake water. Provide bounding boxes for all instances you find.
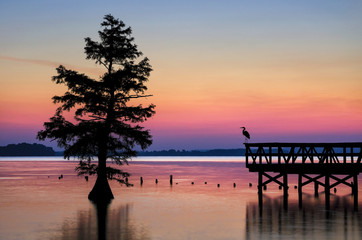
[1,157,362,240]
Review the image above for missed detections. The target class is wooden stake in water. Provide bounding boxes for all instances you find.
[170,175,173,185]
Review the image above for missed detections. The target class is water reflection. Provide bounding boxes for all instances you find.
[246,195,362,240]
[56,203,150,240]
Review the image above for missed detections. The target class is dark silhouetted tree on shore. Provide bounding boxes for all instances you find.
[37,14,155,203]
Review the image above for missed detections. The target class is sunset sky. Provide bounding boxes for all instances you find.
[0,0,361,150]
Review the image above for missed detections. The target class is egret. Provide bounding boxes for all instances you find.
[241,127,250,143]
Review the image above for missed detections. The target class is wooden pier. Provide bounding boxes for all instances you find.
[245,142,362,210]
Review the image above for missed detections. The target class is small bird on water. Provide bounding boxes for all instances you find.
[241,127,250,143]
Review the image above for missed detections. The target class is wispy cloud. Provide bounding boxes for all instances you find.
[0,55,103,76]
[0,55,61,67]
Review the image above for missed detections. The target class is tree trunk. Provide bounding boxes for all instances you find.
[88,174,114,203]
[88,156,114,203]
[89,106,114,203]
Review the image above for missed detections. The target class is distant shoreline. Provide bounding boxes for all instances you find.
[0,143,246,157]
[138,149,245,156]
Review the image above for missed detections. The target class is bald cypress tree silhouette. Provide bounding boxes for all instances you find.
[37,14,155,202]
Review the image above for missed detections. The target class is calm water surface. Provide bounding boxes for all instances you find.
[0,157,362,240]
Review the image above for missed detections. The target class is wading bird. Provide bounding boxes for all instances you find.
[241,127,250,143]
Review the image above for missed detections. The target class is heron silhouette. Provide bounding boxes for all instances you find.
[241,127,250,143]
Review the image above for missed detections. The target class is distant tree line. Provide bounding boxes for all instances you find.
[0,143,247,156]
[0,143,55,156]
[137,148,246,156]
[1,143,347,157]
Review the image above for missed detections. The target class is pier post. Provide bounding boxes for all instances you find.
[298,174,302,208]
[314,181,319,198]
[283,173,288,209]
[354,174,358,211]
[170,175,173,185]
[325,174,330,210]
[258,171,263,209]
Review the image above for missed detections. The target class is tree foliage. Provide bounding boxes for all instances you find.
[37,14,155,188]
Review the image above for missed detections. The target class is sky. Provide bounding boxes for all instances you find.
[0,0,361,151]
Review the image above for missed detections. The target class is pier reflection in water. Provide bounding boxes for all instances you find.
[246,195,362,240]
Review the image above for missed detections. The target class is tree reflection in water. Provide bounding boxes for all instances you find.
[245,194,362,240]
[56,203,150,240]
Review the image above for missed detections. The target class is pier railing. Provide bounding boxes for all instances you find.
[245,142,362,165]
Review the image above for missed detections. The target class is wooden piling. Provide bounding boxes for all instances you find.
[258,171,263,209]
[354,174,358,210]
[314,181,319,198]
[140,177,143,185]
[352,182,354,195]
[283,173,288,209]
[298,174,302,208]
[170,175,173,185]
[325,174,330,210]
